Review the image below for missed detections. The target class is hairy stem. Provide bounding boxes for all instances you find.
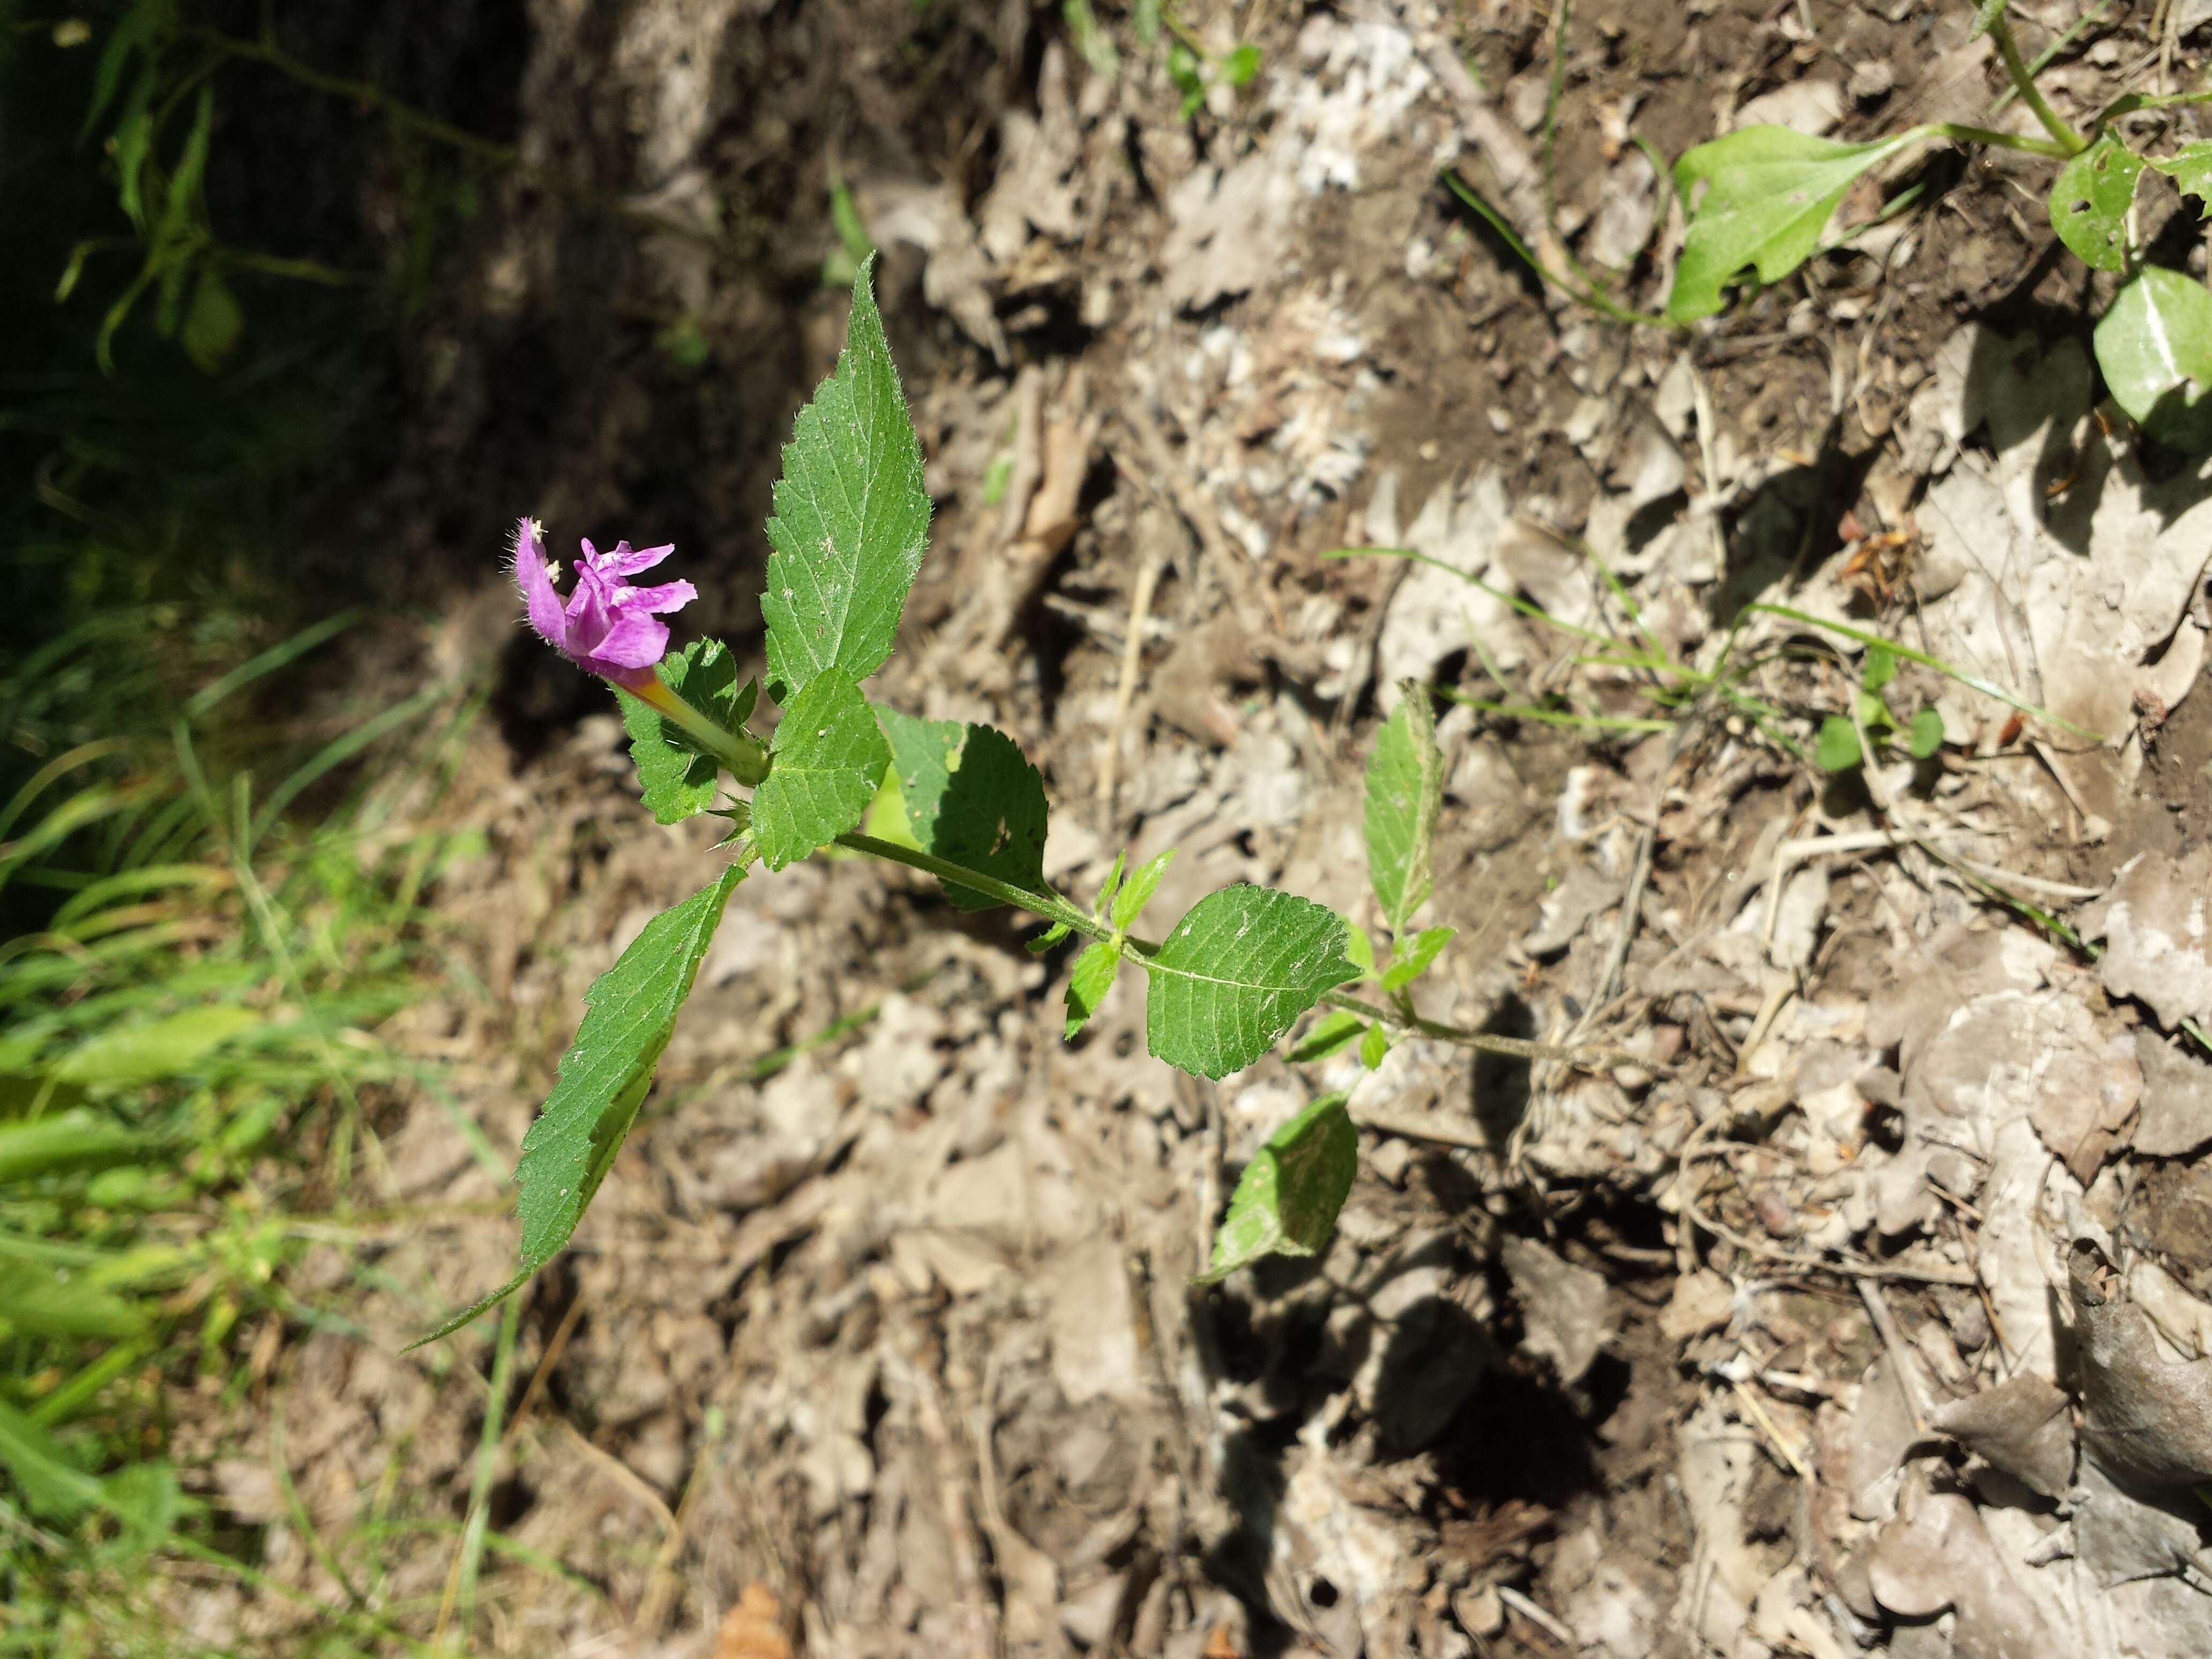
[1985,14,2083,153]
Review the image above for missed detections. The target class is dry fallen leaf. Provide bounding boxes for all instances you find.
[715,1585,793,1659]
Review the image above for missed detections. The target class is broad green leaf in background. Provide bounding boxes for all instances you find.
[1908,706,1946,759]
[1064,940,1122,1039]
[760,257,930,703]
[1668,126,1926,324]
[2151,141,2212,210]
[1111,848,1176,931]
[1344,922,1377,980]
[1380,925,1455,994]
[2095,266,2212,451]
[616,639,755,825]
[55,1004,260,1088]
[753,670,889,870]
[1287,1008,1365,1063]
[1196,1092,1357,1283]
[2049,133,2143,272]
[1815,715,1862,772]
[877,709,1049,908]
[1144,886,1359,1080]
[0,1399,107,1521]
[0,1267,147,1341]
[413,863,744,1346]
[0,1111,152,1184]
[1365,687,1444,937]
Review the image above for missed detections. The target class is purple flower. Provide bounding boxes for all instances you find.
[512,517,697,687]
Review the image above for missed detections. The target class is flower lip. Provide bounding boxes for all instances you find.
[513,517,697,684]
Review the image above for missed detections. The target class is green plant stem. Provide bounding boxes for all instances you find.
[1986,13,2083,153]
[1931,120,2071,158]
[629,678,769,786]
[1991,0,2116,117]
[834,832,1634,1065]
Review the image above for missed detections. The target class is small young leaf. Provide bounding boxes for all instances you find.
[1196,1093,1357,1283]
[1907,705,1946,759]
[180,267,242,371]
[1379,925,1455,993]
[1344,922,1377,980]
[1027,920,1073,954]
[752,669,889,870]
[413,863,745,1346]
[1112,849,1176,931]
[1095,850,1129,916]
[877,709,1049,908]
[1358,1022,1391,1069]
[2049,133,2144,274]
[1287,1009,1365,1063]
[616,640,751,825]
[1668,126,1925,324]
[2095,267,2212,450]
[1222,43,1261,86]
[1365,686,1445,937]
[2151,141,2212,212]
[1815,714,1863,772]
[1065,940,1123,1038]
[761,257,930,702]
[1862,642,1896,693]
[1143,886,1360,1080]
[1855,687,1895,731]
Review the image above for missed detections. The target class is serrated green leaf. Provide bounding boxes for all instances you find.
[1365,688,1444,937]
[753,670,889,870]
[1862,642,1896,693]
[761,257,930,701]
[1142,886,1359,1080]
[1668,126,1924,323]
[2152,142,2212,211]
[1815,714,1862,772]
[412,863,744,1347]
[1907,705,1946,759]
[1358,1021,1391,1069]
[616,640,752,824]
[2050,133,2143,273]
[1195,1093,1356,1283]
[1287,1008,1364,1063]
[1380,925,1455,993]
[1112,849,1176,931]
[2095,267,2212,450]
[876,709,1049,908]
[1027,920,1072,955]
[1065,940,1122,1038]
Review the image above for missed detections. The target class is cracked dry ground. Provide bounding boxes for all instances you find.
[168,0,2212,1655]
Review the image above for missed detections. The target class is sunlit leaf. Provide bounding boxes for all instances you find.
[1144,886,1359,1080]
[2049,133,2142,273]
[2095,266,2212,451]
[1668,126,1925,323]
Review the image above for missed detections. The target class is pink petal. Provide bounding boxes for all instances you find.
[512,519,569,646]
[621,579,697,616]
[606,541,677,576]
[580,610,670,675]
